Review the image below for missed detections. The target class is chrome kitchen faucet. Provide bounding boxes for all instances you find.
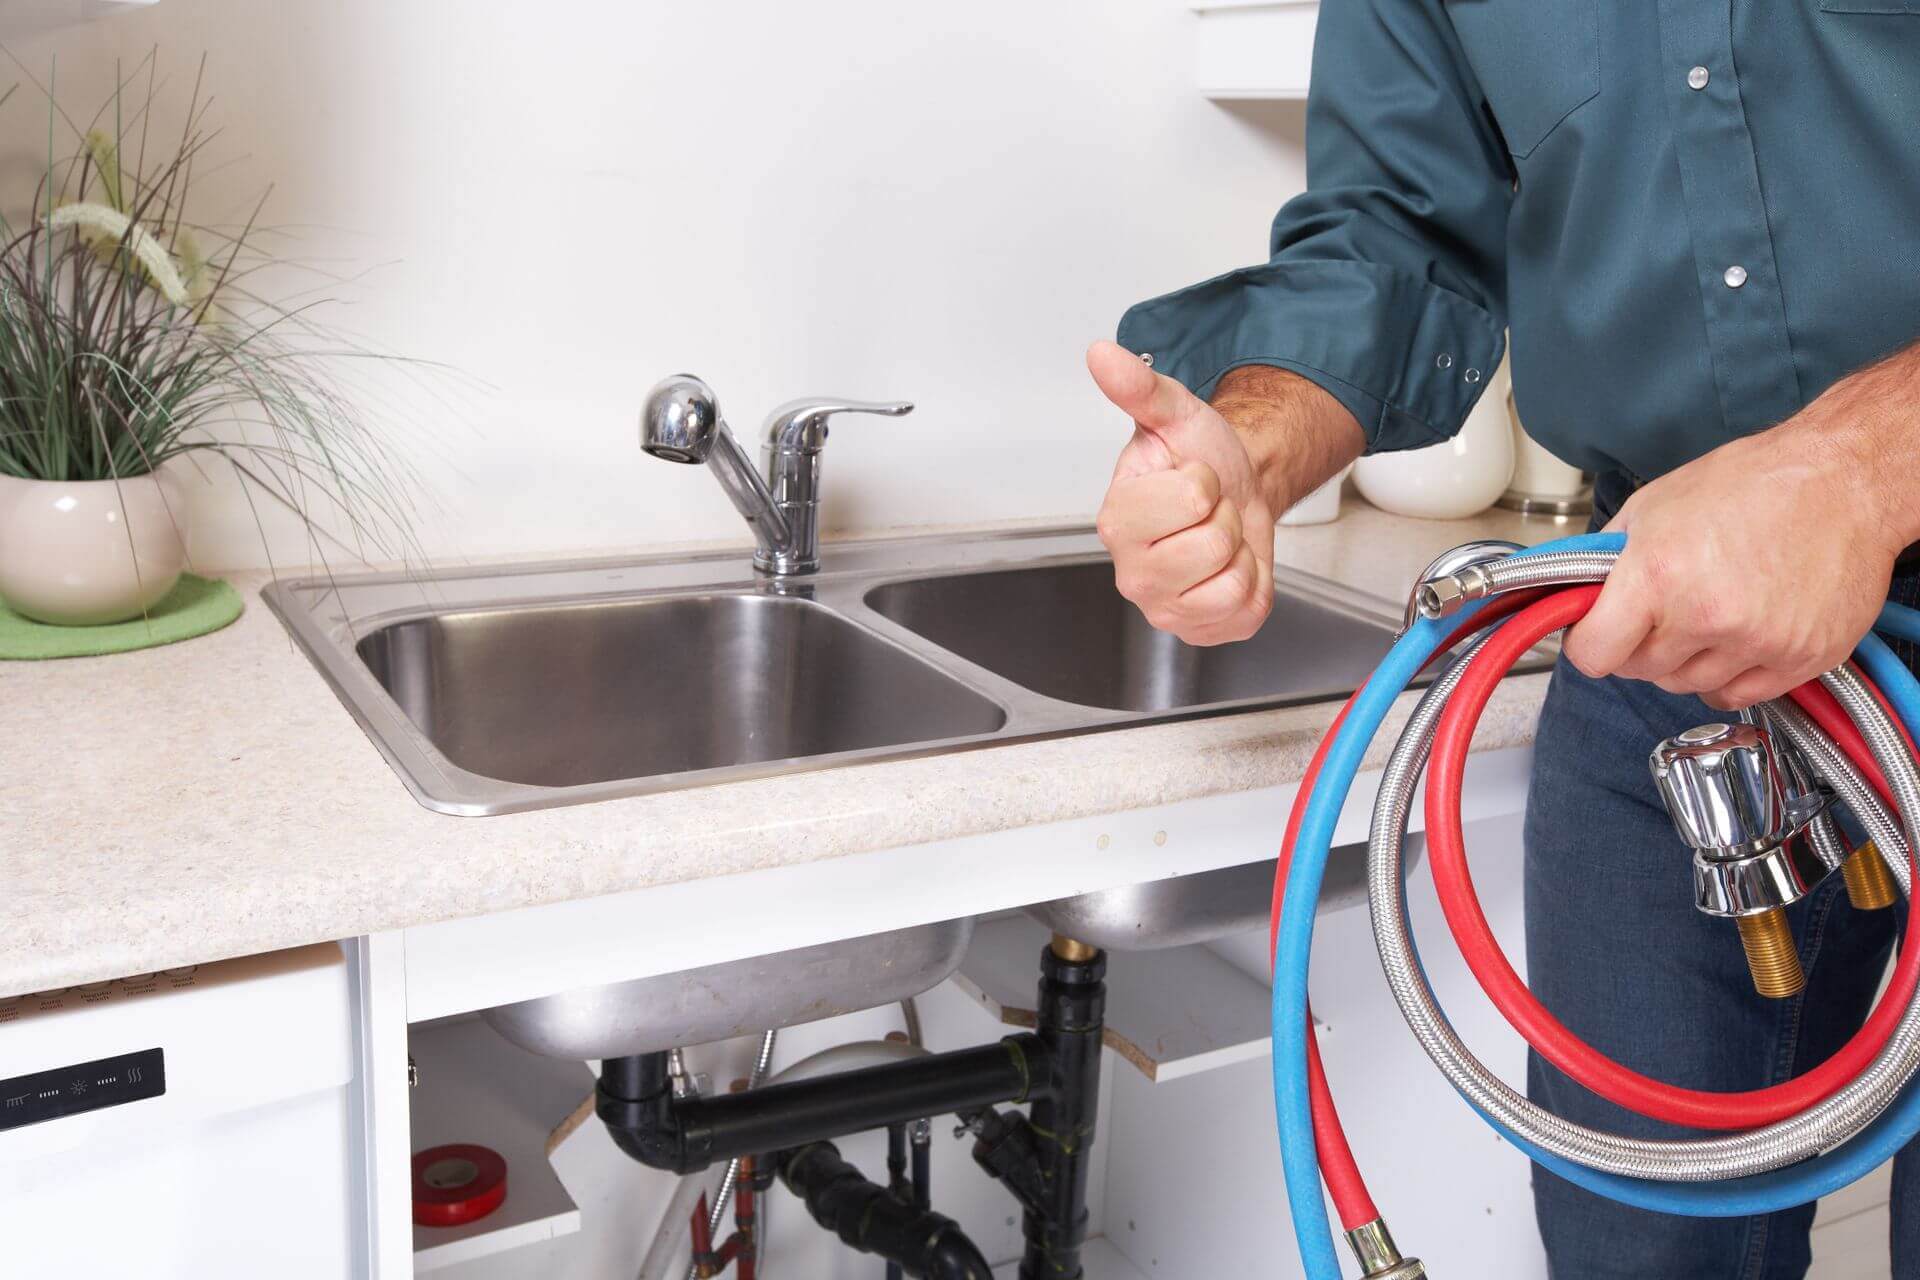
[640,374,913,577]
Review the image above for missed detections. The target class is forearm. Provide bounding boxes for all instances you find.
[1210,365,1367,512]
[1775,340,1920,553]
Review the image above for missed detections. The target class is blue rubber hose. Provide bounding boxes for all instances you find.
[1271,531,1623,1277]
[1274,545,1920,1274]
[1877,599,1920,649]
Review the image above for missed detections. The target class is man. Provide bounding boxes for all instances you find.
[1089,3,1920,1276]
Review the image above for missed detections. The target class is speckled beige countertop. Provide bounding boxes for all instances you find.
[0,502,1566,996]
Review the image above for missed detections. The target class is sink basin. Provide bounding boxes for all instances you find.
[1022,835,1424,951]
[483,918,975,1058]
[864,561,1398,712]
[356,593,1006,788]
[263,528,1468,815]
[1024,859,1279,952]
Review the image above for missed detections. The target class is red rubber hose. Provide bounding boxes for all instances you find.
[1272,589,1548,1229]
[1423,587,1918,1130]
[1276,695,1378,1228]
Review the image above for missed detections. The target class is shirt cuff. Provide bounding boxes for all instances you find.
[1116,259,1506,454]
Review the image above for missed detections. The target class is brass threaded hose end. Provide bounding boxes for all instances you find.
[1737,910,1805,999]
[1842,840,1899,912]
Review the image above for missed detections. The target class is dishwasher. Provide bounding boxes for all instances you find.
[0,942,358,1277]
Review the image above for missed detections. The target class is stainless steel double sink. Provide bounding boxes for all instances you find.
[266,526,1481,1057]
[264,527,1409,817]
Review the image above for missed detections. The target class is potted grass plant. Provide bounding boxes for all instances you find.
[0,64,421,627]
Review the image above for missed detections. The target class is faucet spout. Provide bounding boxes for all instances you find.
[704,428,795,565]
[640,375,794,567]
[640,375,911,578]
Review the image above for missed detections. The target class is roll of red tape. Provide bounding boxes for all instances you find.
[412,1143,508,1227]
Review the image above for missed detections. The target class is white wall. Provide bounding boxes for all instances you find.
[7,0,1307,570]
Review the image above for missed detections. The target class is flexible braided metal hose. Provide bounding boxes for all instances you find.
[1368,551,1920,1181]
[684,1028,780,1280]
[1766,701,1908,869]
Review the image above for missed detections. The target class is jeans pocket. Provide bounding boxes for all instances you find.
[1444,0,1600,159]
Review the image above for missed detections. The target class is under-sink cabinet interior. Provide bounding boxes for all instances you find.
[388,814,1535,1280]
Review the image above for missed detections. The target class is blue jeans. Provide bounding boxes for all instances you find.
[1526,656,1917,1278]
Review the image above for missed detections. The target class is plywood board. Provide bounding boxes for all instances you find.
[954,916,1270,1083]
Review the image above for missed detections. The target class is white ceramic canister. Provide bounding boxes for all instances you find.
[1278,464,1353,527]
[1352,357,1516,520]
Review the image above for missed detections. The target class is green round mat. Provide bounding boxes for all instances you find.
[0,574,243,660]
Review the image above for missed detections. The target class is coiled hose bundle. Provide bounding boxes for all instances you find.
[1272,531,1920,1277]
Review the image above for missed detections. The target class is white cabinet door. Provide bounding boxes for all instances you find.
[1193,1,1320,101]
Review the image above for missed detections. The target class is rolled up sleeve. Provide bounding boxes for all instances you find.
[1118,0,1512,453]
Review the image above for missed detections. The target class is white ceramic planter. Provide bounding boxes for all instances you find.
[0,469,189,625]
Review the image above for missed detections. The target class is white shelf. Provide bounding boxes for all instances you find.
[995,1237,1149,1279]
[0,0,159,43]
[954,916,1270,1084]
[1192,0,1318,101]
[408,1016,592,1272]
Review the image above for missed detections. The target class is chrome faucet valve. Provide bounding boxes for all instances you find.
[756,396,913,577]
[639,375,911,578]
[1650,721,1838,997]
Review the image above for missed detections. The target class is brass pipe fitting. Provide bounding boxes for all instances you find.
[1842,839,1899,912]
[1736,910,1805,999]
[1049,934,1098,963]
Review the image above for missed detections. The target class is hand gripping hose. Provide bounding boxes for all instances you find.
[1272,532,1920,1279]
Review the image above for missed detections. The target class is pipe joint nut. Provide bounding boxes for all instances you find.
[1346,1219,1426,1279]
[1401,540,1523,633]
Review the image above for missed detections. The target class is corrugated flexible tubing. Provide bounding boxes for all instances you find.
[1272,530,1920,1278]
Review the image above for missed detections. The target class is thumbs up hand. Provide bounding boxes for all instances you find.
[1088,340,1276,646]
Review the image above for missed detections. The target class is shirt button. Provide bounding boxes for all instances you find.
[1723,265,1749,289]
[1687,66,1710,91]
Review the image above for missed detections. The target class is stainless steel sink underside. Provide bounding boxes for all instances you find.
[264,526,1434,817]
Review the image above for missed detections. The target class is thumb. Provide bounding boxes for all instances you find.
[1562,569,1654,680]
[1087,339,1206,438]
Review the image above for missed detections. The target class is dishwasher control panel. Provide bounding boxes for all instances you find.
[0,1047,165,1132]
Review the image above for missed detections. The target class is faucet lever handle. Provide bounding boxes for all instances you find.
[762,397,915,453]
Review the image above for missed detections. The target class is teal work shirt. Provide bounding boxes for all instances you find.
[1118,1,1920,478]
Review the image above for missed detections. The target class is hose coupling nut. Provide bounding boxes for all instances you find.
[1415,564,1493,621]
[1346,1219,1427,1279]
[1401,540,1523,634]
